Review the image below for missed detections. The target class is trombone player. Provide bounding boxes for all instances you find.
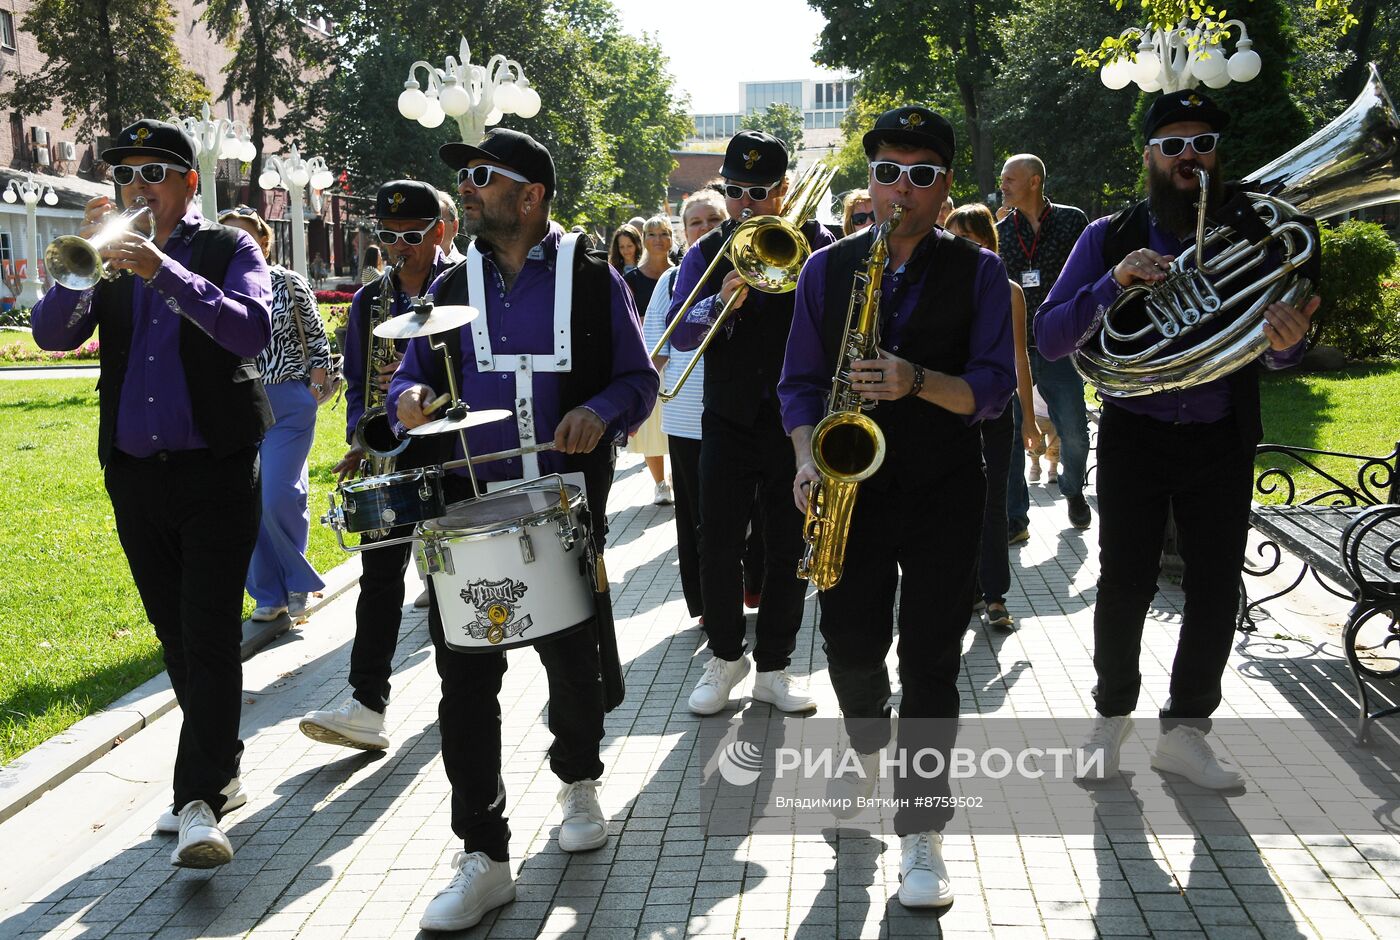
[779,106,1015,907]
[666,130,835,716]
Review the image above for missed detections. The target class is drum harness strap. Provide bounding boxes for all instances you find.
[465,233,581,481]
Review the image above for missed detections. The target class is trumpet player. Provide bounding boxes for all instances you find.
[31,119,273,868]
[298,180,452,752]
[779,106,1015,908]
[666,130,835,716]
[1037,91,1319,789]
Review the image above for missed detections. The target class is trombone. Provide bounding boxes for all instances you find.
[648,160,836,401]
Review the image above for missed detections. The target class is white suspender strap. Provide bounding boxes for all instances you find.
[466,243,494,372]
[552,233,579,370]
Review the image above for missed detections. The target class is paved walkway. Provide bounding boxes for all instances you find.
[2,453,1398,939]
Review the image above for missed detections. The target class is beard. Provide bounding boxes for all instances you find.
[1147,158,1225,240]
[460,186,524,246]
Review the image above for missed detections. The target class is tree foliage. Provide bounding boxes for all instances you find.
[0,0,210,142]
[740,103,806,156]
[1317,220,1400,360]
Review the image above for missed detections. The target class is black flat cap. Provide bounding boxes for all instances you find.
[720,131,789,184]
[101,119,197,170]
[440,128,556,200]
[376,180,440,219]
[862,106,955,164]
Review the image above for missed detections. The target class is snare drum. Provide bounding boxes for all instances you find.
[416,480,594,653]
[328,467,446,534]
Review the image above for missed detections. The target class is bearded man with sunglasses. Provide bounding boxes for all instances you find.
[31,119,273,868]
[1037,90,1319,791]
[297,180,452,752]
[666,130,836,717]
[780,105,1014,908]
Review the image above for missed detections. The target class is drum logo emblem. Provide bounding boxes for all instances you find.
[462,578,532,644]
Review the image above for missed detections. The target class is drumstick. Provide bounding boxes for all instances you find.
[441,441,558,470]
[423,393,452,415]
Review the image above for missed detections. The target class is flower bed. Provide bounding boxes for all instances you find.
[315,290,356,304]
[0,338,100,363]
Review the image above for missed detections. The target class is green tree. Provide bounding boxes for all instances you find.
[199,0,332,214]
[0,0,210,142]
[740,102,806,156]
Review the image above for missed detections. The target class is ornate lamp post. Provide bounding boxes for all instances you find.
[3,175,58,306]
[1100,19,1262,94]
[396,38,541,144]
[258,147,334,280]
[178,102,257,220]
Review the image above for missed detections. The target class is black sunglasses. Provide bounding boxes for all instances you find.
[112,163,189,186]
[850,211,874,225]
[723,182,780,201]
[1148,133,1221,157]
[376,220,439,246]
[869,161,948,188]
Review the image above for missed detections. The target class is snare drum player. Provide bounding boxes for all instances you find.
[30,119,273,868]
[1037,91,1318,789]
[389,129,657,932]
[298,180,452,751]
[781,106,1014,907]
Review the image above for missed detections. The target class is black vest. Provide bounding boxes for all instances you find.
[820,227,985,492]
[431,244,617,488]
[695,218,829,428]
[94,223,272,466]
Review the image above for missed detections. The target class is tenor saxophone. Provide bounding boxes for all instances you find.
[796,205,903,591]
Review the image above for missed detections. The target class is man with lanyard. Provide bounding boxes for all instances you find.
[1037,91,1318,788]
[31,119,272,868]
[781,105,1015,908]
[997,153,1092,535]
[667,130,835,716]
[389,128,657,932]
[298,180,452,751]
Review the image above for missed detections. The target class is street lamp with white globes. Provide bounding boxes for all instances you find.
[1100,19,1262,94]
[178,102,258,220]
[258,146,335,280]
[396,37,541,144]
[3,175,59,306]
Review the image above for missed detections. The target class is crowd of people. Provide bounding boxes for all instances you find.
[27,86,1320,930]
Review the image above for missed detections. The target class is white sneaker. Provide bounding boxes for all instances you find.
[826,750,879,819]
[1075,715,1134,782]
[1028,460,1042,483]
[751,670,817,713]
[414,588,430,609]
[288,592,309,619]
[1151,726,1246,789]
[299,699,389,750]
[250,605,287,622]
[898,831,954,908]
[556,780,608,852]
[419,851,516,932]
[653,481,674,505]
[687,655,751,715]
[170,800,233,869]
[156,777,247,834]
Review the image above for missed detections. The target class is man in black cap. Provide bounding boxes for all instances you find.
[666,129,836,717]
[389,128,657,932]
[31,118,273,868]
[779,104,1015,908]
[1037,90,1319,789]
[298,179,451,751]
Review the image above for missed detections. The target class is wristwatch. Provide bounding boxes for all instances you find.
[310,382,325,393]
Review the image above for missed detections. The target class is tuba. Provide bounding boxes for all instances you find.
[1075,64,1400,398]
[648,159,837,401]
[353,255,411,475]
[44,197,155,290]
[797,205,902,591]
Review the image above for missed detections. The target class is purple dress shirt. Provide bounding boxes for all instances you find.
[779,232,1016,434]
[387,223,658,484]
[31,206,272,456]
[1035,214,1306,424]
[342,248,453,444]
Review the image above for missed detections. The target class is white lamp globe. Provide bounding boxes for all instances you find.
[398,84,428,121]
[516,84,541,119]
[1202,69,1232,89]
[311,169,334,191]
[1192,43,1228,82]
[21,188,37,206]
[494,80,521,114]
[1133,49,1161,85]
[43,190,57,206]
[439,81,472,117]
[219,134,241,160]
[484,107,503,127]
[240,140,257,163]
[258,170,281,190]
[418,97,446,128]
[1139,76,1163,93]
[290,167,311,188]
[3,188,16,203]
[1228,46,1262,83]
[1101,58,1133,90]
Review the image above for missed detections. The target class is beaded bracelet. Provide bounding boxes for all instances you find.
[908,364,926,398]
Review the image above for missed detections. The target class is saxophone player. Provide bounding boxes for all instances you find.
[299,180,453,751]
[778,106,1015,909]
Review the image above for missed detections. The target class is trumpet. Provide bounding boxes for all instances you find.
[648,160,836,401]
[44,197,155,290]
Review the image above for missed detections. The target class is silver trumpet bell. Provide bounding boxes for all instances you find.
[44,197,156,291]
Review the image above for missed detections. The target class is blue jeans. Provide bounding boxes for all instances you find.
[1007,351,1092,531]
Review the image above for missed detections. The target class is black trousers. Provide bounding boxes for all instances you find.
[1092,404,1255,732]
[697,401,807,671]
[104,446,260,816]
[668,434,704,618]
[429,470,609,862]
[818,461,984,835]
[977,404,1014,604]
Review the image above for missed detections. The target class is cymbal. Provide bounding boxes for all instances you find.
[373,304,479,339]
[406,408,513,437]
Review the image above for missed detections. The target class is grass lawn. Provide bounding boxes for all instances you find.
[0,377,356,764]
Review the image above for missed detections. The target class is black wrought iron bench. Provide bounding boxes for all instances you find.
[1241,442,1400,743]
